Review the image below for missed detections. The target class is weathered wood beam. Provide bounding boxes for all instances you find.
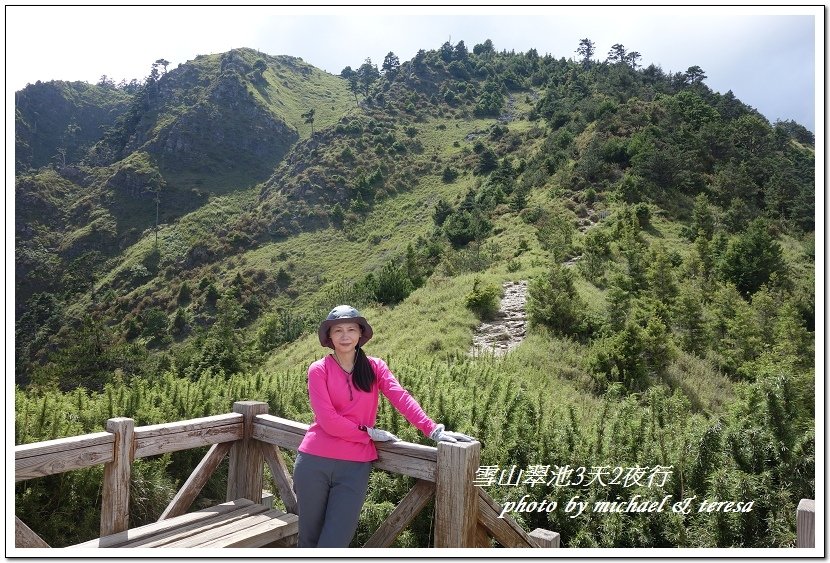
[184,511,299,548]
[476,488,535,548]
[226,402,268,503]
[434,440,480,547]
[15,516,50,548]
[364,479,435,548]
[101,417,134,537]
[476,523,493,547]
[260,443,298,514]
[251,414,307,451]
[70,499,255,548]
[134,413,243,458]
[529,527,560,548]
[375,440,438,481]
[15,432,113,481]
[128,504,270,547]
[797,498,815,548]
[159,441,233,521]
[253,414,439,481]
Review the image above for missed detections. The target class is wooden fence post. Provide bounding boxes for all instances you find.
[797,498,815,548]
[529,528,560,548]
[434,440,480,547]
[101,417,134,537]
[227,401,268,503]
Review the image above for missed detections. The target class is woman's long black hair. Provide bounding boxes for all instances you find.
[352,345,375,392]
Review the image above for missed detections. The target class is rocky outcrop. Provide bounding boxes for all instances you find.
[470,280,528,356]
[148,72,298,175]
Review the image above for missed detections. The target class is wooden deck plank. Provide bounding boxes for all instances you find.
[124,504,270,548]
[184,511,298,548]
[68,499,256,548]
[159,509,292,548]
[161,512,278,548]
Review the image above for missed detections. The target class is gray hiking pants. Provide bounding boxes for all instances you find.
[293,451,373,548]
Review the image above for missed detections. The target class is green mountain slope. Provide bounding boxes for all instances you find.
[15,80,132,170]
[14,48,356,304]
[14,40,815,549]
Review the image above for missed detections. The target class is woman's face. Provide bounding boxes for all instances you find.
[329,322,361,353]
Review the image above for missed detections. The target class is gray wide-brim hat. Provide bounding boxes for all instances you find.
[318,305,373,349]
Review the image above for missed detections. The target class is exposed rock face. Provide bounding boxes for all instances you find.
[470,280,528,357]
[105,162,165,199]
[146,72,298,175]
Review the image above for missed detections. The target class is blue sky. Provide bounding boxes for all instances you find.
[5,5,820,131]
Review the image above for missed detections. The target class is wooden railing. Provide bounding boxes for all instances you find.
[15,401,557,549]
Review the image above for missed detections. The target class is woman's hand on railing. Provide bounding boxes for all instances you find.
[429,424,475,443]
[366,427,401,442]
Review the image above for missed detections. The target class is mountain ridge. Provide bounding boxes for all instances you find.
[15,42,815,372]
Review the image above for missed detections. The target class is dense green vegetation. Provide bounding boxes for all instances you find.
[15,39,814,549]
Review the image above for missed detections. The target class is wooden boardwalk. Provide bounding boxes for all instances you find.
[68,498,297,548]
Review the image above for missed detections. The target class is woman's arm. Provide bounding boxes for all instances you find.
[374,359,439,437]
[308,364,371,443]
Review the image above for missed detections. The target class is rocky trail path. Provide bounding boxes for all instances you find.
[469,280,529,357]
[468,205,610,355]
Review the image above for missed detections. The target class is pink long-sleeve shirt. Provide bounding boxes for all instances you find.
[298,354,438,462]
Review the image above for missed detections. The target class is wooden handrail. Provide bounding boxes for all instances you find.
[134,413,243,458]
[15,414,245,485]
[14,402,555,549]
[252,413,439,481]
[15,432,114,482]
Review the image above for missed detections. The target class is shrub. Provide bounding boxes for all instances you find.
[177,281,192,304]
[373,260,414,305]
[718,218,786,297]
[443,210,491,248]
[441,166,459,183]
[634,203,651,228]
[465,278,501,320]
[171,307,189,336]
[257,309,305,352]
[141,307,170,345]
[527,263,588,338]
[204,283,220,305]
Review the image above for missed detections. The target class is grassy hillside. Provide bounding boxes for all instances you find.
[14,40,815,549]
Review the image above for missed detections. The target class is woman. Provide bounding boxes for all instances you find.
[293,304,474,548]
